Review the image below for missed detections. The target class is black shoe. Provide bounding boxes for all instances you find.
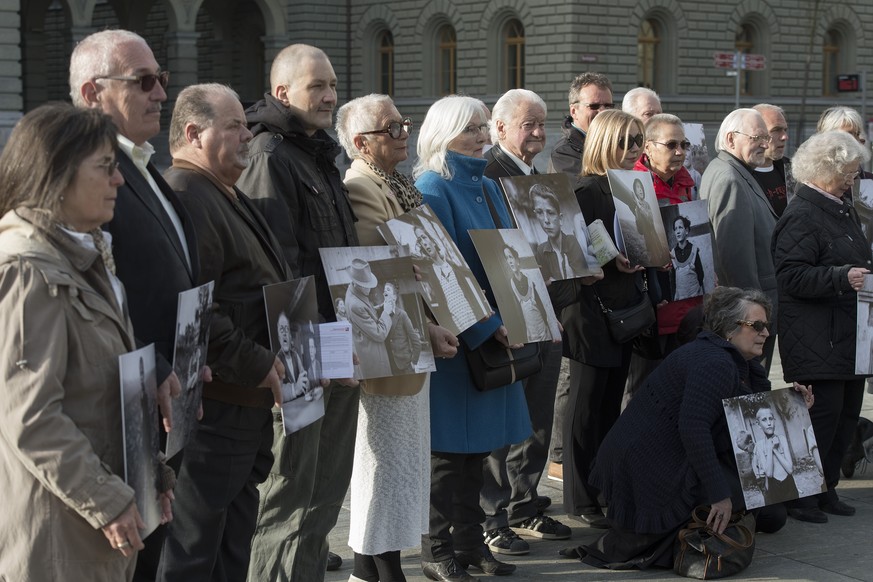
[788,507,828,523]
[534,495,552,512]
[421,557,478,581]
[327,551,343,571]
[455,546,516,576]
[568,511,610,529]
[820,499,856,516]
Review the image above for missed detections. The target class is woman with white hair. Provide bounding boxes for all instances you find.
[773,130,873,523]
[817,106,868,145]
[413,95,532,581]
[336,94,458,582]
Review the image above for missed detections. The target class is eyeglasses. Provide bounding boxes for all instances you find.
[649,139,691,151]
[575,102,615,111]
[733,131,772,144]
[95,71,170,92]
[736,320,771,333]
[359,118,413,140]
[618,133,644,149]
[843,169,861,181]
[95,159,120,176]
[462,123,490,135]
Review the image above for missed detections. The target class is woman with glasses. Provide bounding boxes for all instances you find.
[556,109,647,528]
[637,114,695,205]
[413,95,532,581]
[337,94,457,582]
[570,287,795,570]
[772,130,873,524]
[0,103,172,581]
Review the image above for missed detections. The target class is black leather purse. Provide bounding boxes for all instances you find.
[464,339,542,391]
[594,273,656,344]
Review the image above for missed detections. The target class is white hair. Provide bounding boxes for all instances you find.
[752,103,786,120]
[644,113,683,142]
[335,94,395,159]
[715,108,763,152]
[489,89,547,144]
[413,95,490,180]
[622,87,660,118]
[817,106,864,134]
[792,130,870,185]
[69,29,150,106]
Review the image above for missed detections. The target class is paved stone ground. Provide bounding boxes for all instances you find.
[325,342,873,581]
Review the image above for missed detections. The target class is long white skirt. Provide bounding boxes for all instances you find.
[348,376,431,555]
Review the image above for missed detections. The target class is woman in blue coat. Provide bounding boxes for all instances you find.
[413,95,532,581]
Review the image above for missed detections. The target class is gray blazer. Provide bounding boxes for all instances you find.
[700,150,779,323]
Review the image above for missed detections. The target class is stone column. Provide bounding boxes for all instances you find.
[0,0,22,149]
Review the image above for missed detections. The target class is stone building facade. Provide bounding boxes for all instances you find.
[2,0,872,163]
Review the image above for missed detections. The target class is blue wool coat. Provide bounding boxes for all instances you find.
[416,152,532,453]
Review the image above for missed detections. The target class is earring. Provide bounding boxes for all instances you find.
[59,195,65,201]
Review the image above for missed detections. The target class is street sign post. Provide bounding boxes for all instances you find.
[714,51,767,108]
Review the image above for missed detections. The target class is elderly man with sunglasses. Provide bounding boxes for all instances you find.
[548,72,614,176]
[71,29,200,582]
[700,108,779,373]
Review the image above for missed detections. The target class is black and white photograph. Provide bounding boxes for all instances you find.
[723,388,826,510]
[320,245,436,380]
[165,281,214,459]
[377,204,491,336]
[119,344,163,538]
[498,173,601,281]
[657,199,716,301]
[263,276,325,435]
[855,179,873,254]
[469,228,561,345]
[683,122,709,180]
[607,169,671,268]
[855,274,873,374]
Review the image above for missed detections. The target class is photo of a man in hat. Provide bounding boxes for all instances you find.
[345,258,393,379]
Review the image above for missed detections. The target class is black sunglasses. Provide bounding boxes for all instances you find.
[650,139,692,151]
[736,319,771,333]
[576,101,615,111]
[95,71,170,92]
[359,118,413,140]
[618,133,644,149]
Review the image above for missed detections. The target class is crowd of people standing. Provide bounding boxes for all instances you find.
[0,28,871,582]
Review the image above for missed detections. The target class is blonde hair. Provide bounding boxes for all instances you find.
[581,110,645,177]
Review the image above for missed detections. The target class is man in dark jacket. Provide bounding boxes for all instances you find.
[236,44,359,581]
[752,103,794,217]
[158,83,286,581]
[547,72,614,176]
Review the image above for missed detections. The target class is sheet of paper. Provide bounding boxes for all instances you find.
[318,321,354,379]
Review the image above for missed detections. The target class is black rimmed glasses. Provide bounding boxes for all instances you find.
[736,320,771,333]
[95,159,120,176]
[359,118,413,140]
[733,131,772,144]
[575,102,615,111]
[95,71,170,92]
[618,133,644,149]
[650,139,691,151]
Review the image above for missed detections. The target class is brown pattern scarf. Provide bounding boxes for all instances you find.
[362,160,423,212]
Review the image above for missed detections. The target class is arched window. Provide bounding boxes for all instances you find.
[437,25,457,95]
[637,19,659,89]
[378,30,394,96]
[822,24,855,97]
[734,23,754,95]
[734,18,769,96]
[503,19,524,90]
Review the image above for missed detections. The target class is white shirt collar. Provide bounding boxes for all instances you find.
[117,134,155,171]
[500,146,534,175]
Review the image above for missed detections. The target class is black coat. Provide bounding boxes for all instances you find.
[105,149,200,385]
[547,116,585,176]
[773,184,873,381]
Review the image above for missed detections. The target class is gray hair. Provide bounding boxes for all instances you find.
[715,108,763,152]
[817,106,864,134]
[69,29,150,106]
[791,130,870,185]
[752,103,786,120]
[568,72,612,107]
[622,87,660,117]
[335,94,396,159]
[169,83,240,154]
[644,113,683,142]
[489,89,547,144]
[413,95,490,180]
[703,286,772,340]
[270,44,329,93]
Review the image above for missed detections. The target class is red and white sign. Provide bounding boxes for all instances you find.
[713,52,767,70]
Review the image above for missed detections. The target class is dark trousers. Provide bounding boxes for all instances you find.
[157,399,273,582]
[793,378,865,508]
[563,345,632,515]
[481,341,561,529]
[550,359,571,463]
[423,451,489,562]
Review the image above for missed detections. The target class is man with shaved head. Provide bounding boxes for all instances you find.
[237,44,359,581]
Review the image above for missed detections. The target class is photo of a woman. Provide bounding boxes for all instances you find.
[504,244,551,342]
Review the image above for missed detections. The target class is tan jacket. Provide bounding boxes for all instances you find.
[344,159,427,396]
[0,210,137,582]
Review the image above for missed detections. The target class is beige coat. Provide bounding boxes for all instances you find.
[344,159,427,396]
[0,210,137,582]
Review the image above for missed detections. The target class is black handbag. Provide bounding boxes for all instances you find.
[673,506,756,580]
[594,274,656,344]
[464,339,542,391]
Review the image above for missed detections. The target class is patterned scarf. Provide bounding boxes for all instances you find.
[90,227,117,275]
[363,160,423,212]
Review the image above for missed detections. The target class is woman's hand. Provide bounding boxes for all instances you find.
[101,502,146,557]
[158,489,174,525]
[157,371,181,433]
[493,325,523,349]
[615,253,645,274]
[428,322,459,359]
[793,382,814,409]
[847,267,870,291]
[580,272,605,285]
[706,498,733,535]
